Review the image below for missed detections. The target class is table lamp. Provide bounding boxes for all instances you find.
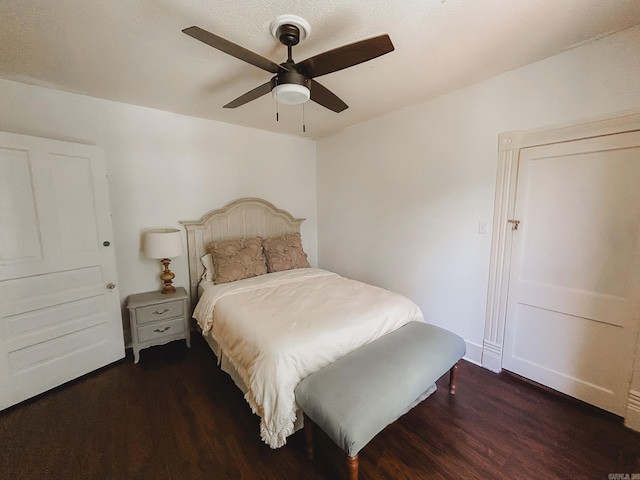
[144,228,183,294]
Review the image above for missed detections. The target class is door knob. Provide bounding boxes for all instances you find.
[107,283,116,290]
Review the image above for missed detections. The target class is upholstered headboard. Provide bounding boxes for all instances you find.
[180,198,305,307]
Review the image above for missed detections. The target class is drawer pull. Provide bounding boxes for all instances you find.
[153,326,171,333]
[152,308,170,315]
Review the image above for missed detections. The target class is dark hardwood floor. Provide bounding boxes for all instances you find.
[1,334,639,480]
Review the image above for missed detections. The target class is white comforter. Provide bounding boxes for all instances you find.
[193,268,424,448]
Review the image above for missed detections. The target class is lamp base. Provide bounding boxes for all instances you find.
[160,258,176,294]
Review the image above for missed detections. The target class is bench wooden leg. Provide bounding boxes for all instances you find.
[304,414,314,460]
[449,362,459,395]
[347,454,358,480]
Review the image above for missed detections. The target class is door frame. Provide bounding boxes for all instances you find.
[483,107,640,373]
[482,108,640,428]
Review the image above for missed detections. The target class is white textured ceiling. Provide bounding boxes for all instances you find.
[2,0,640,139]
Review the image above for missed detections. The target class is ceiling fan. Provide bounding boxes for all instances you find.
[183,15,394,113]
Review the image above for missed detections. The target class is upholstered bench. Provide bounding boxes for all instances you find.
[294,321,466,480]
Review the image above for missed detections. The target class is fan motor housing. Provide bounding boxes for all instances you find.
[272,69,309,90]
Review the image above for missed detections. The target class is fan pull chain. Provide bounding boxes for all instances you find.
[302,102,306,133]
[274,79,279,122]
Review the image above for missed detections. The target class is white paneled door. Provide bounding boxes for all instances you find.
[502,130,640,415]
[0,132,124,410]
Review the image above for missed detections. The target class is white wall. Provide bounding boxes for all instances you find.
[316,25,640,364]
[0,79,317,341]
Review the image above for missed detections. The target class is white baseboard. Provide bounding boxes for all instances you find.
[481,340,503,373]
[625,389,640,432]
[463,340,483,366]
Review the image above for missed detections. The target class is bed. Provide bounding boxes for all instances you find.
[181,198,428,449]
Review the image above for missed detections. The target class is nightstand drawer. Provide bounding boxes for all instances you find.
[135,300,184,325]
[137,317,185,343]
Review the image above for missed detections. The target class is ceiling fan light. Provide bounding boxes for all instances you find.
[272,83,310,105]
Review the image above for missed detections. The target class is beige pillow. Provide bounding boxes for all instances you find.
[262,233,310,273]
[209,237,267,284]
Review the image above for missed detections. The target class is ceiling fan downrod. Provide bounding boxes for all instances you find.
[275,23,301,61]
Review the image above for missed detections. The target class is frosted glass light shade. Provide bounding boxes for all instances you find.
[272,83,310,105]
[144,229,183,259]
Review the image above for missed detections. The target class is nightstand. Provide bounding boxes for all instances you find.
[127,287,190,363]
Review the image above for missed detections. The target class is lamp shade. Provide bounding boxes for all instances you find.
[144,229,183,259]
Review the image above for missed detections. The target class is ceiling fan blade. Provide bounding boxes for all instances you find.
[297,34,394,78]
[183,26,284,74]
[310,80,348,113]
[223,81,272,108]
